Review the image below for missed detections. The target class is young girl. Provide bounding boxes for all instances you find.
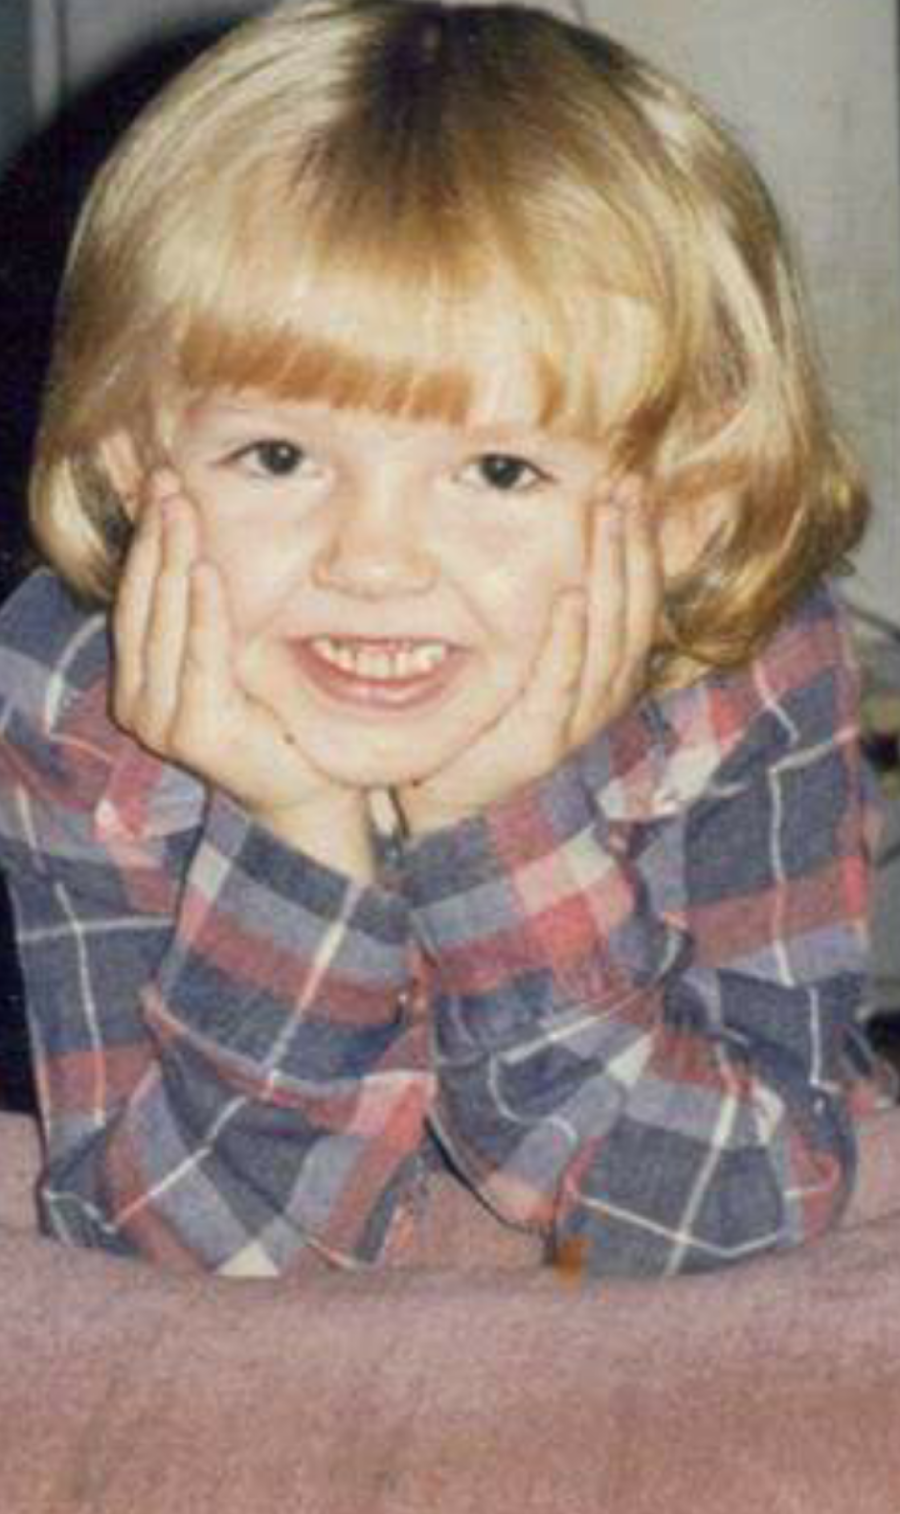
[0,0,881,1278]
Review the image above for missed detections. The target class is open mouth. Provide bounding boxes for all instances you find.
[291,635,466,710]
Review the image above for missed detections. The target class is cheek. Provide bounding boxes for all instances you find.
[476,518,586,637]
[194,515,296,636]
[169,461,292,634]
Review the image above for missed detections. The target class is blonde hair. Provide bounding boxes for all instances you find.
[30,0,867,686]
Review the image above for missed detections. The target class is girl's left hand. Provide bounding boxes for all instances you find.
[397,477,662,835]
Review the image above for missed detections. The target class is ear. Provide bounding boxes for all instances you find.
[100,431,146,520]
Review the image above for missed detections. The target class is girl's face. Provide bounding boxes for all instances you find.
[159,381,603,788]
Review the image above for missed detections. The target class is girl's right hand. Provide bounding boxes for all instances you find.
[111,471,375,879]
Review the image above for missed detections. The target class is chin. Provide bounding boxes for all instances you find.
[303,736,456,791]
[292,705,492,790]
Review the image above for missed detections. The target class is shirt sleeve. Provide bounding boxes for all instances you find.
[402,595,871,1277]
[0,671,429,1275]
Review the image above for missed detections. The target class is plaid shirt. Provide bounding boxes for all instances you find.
[0,569,879,1277]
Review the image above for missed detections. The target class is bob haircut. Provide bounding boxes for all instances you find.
[30,0,867,687]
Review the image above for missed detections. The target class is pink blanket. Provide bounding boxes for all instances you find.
[2,1110,900,1513]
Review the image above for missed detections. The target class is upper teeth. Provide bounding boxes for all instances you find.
[311,637,451,679]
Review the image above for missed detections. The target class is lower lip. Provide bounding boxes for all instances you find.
[288,640,467,712]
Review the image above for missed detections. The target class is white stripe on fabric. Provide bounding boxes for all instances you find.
[52,879,107,1134]
[753,657,797,991]
[42,1188,124,1243]
[499,1005,625,1068]
[109,883,364,1229]
[574,1187,780,1263]
[12,787,57,1128]
[44,613,105,729]
[755,660,837,1093]
[18,915,166,945]
[663,1045,744,1275]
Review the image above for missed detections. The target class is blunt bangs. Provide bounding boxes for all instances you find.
[144,120,661,445]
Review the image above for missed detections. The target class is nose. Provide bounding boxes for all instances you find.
[311,481,437,599]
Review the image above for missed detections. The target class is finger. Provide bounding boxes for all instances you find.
[571,478,661,744]
[603,476,660,675]
[111,468,184,706]
[138,488,198,743]
[569,489,629,740]
[111,491,164,724]
[177,563,317,797]
[618,478,657,687]
[176,561,236,723]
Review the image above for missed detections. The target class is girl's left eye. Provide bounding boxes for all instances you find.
[230,439,309,477]
[460,453,547,494]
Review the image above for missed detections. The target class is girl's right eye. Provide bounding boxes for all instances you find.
[229,439,309,478]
